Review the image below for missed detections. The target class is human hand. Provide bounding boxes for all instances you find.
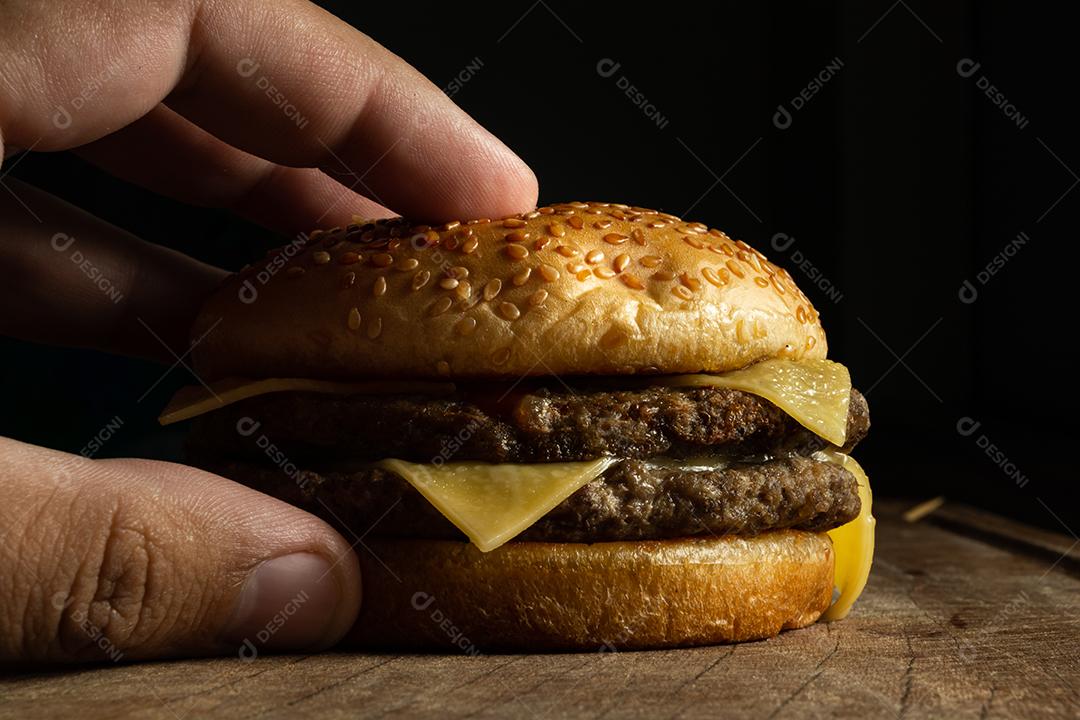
[0,0,536,664]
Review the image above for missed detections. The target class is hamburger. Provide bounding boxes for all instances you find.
[161,201,874,650]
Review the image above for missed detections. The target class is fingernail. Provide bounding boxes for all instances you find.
[224,553,342,652]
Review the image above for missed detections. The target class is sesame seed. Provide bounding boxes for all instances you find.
[455,316,478,336]
[534,237,554,251]
[613,254,630,273]
[309,229,325,240]
[430,296,453,316]
[631,229,646,246]
[462,236,480,254]
[491,348,511,366]
[447,266,469,279]
[528,289,549,306]
[372,253,394,267]
[725,260,745,278]
[647,221,666,229]
[343,271,357,288]
[505,244,529,260]
[796,306,807,323]
[702,267,724,287]
[524,211,540,219]
[286,266,305,278]
[672,285,693,301]
[441,220,461,231]
[455,281,472,301]
[483,278,502,301]
[567,216,584,230]
[603,233,629,245]
[347,307,361,330]
[594,267,616,279]
[567,262,588,274]
[339,251,360,265]
[547,223,565,237]
[652,269,676,281]
[499,302,520,320]
[684,236,706,250]
[505,230,529,243]
[753,319,767,338]
[538,206,554,215]
[754,276,769,288]
[736,320,748,343]
[512,267,532,286]
[807,336,817,350]
[593,220,613,229]
[575,269,592,281]
[367,316,383,339]
[312,250,331,264]
[620,273,644,290]
[680,273,702,292]
[718,268,731,284]
[412,269,431,291]
[439,277,459,290]
[719,244,735,257]
[555,245,578,258]
[569,201,588,209]
[538,264,560,282]
[585,249,605,264]
[373,276,387,297]
[502,218,527,228]
[640,255,662,268]
[736,240,752,251]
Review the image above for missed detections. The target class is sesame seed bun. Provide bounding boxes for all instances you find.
[191,202,826,380]
[348,530,834,650]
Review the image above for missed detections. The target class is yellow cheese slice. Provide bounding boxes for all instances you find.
[158,377,455,425]
[653,358,852,446]
[379,457,617,552]
[817,450,875,620]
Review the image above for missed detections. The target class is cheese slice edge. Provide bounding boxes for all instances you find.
[816,450,875,620]
[380,457,617,552]
[158,377,456,425]
[652,358,852,446]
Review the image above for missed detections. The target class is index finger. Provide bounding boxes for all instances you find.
[0,0,537,222]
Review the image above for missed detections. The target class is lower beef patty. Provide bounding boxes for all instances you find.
[201,455,860,542]
[188,384,869,464]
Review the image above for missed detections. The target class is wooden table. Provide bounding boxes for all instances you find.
[3,501,1078,719]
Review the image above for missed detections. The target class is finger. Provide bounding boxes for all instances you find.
[0,179,226,362]
[0,0,537,222]
[0,436,361,664]
[76,105,394,236]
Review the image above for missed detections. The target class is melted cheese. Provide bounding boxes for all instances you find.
[653,358,852,446]
[817,450,875,620]
[380,457,617,552]
[158,377,455,425]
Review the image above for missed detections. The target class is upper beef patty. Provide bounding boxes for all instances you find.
[201,454,861,542]
[188,383,869,464]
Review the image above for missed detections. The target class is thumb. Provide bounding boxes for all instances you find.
[0,437,361,664]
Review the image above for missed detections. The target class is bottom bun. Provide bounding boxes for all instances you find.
[348,530,834,651]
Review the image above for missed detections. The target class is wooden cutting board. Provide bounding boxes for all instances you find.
[2,500,1077,719]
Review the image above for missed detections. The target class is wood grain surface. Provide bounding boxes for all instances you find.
[2,501,1078,719]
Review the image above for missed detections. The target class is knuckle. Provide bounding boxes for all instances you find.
[50,500,182,662]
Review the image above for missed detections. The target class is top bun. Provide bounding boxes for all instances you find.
[191,202,826,380]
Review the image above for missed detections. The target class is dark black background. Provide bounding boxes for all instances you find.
[2,2,1073,532]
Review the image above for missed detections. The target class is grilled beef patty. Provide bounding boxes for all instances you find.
[188,384,869,464]
[200,455,860,542]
